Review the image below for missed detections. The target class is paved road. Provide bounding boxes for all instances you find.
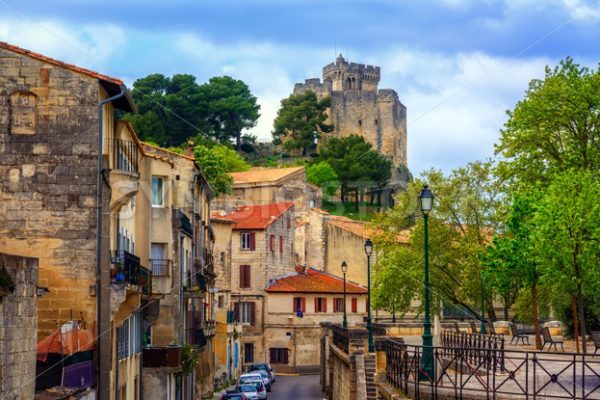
[214,374,324,400]
[268,375,324,400]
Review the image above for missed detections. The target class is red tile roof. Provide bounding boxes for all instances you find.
[266,268,367,294]
[224,202,294,230]
[0,41,123,86]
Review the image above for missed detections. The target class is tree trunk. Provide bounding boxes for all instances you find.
[359,188,364,205]
[578,285,587,354]
[340,186,345,204]
[355,189,359,212]
[572,295,580,353]
[503,298,509,321]
[235,131,241,151]
[532,282,542,350]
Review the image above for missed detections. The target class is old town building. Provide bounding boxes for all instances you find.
[0,41,215,399]
[264,267,368,373]
[212,202,296,368]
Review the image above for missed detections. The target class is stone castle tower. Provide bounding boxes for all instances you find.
[293,54,408,188]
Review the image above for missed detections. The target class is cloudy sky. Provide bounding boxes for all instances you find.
[1,0,599,174]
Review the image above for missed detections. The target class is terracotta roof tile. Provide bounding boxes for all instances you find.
[266,268,367,294]
[0,41,123,86]
[223,202,294,230]
[230,166,305,184]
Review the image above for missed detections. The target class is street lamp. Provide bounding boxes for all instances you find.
[418,185,435,380]
[341,261,348,329]
[364,238,374,353]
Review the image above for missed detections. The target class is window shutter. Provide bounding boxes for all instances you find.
[352,298,357,313]
[250,302,256,326]
[249,232,256,250]
[234,303,240,322]
[269,235,274,252]
[269,349,275,363]
[246,265,251,288]
[279,236,283,253]
[302,297,306,313]
[284,349,289,364]
[314,298,318,313]
[239,265,245,288]
[323,298,327,313]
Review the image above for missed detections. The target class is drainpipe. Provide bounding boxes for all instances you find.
[96,85,127,400]
[190,174,198,400]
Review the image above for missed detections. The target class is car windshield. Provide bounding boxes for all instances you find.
[252,370,267,378]
[238,385,255,392]
[240,376,260,383]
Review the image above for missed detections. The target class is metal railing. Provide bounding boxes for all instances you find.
[111,250,151,294]
[384,340,600,399]
[112,138,139,174]
[150,259,171,277]
[440,332,505,372]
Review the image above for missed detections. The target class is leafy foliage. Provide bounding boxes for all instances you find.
[306,161,339,197]
[193,144,250,195]
[124,74,259,148]
[272,91,332,156]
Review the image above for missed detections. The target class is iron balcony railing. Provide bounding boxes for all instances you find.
[111,250,151,294]
[112,138,139,174]
[150,259,172,277]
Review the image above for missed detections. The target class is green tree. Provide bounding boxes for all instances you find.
[193,144,250,195]
[496,58,600,187]
[198,76,261,150]
[124,73,208,146]
[272,91,333,156]
[319,135,391,204]
[306,162,339,198]
[531,169,600,353]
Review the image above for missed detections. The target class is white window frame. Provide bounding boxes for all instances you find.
[239,302,253,324]
[240,232,251,250]
[151,176,164,207]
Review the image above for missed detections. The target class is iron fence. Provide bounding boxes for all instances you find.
[150,258,171,277]
[441,332,506,372]
[112,138,139,174]
[385,340,600,399]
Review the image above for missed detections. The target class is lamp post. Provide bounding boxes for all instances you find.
[341,261,348,329]
[418,185,435,380]
[364,238,374,353]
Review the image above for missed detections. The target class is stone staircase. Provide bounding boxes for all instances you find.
[365,355,377,400]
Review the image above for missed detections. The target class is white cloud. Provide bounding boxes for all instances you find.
[0,18,126,73]
[562,0,600,20]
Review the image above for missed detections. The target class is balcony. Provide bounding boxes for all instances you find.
[112,139,139,174]
[142,346,181,369]
[111,250,152,294]
[204,320,216,338]
[150,259,172,277]
[187,311,207,348]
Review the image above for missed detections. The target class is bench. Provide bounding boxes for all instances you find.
[591,331,600,355]
[542,327,564,351]
[486,320,497,335]
[510,323,530,345]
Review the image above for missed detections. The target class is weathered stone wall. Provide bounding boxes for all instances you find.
[0,48,102,338]
[0,252,38,399]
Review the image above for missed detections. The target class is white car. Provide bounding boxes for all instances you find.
[238,375,267,399]
[235,383,260,400]
[247,369,271,391]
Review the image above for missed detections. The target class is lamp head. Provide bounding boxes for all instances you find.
[418,185,434,215]
[364,239,373,256]
[341,261,348,274]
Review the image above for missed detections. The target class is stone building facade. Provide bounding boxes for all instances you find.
[264,268,368,374]
[0,252,38,399]
[212,202,296,368]
[293,54,408,188]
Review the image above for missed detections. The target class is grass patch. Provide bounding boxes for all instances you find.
[321,200,381,221]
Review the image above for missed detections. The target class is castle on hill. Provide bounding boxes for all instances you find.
[293,54,408,189]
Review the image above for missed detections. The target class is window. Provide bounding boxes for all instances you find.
[358,119,362,126]
[116,312,142,360]
[244,343,254,363]
[240,232,255,251]
[220,252,225,262]
[314,297,327,313]
[269,348,289,364]
[151,243,169,277]
[293,297,306,313]
[374,119,378,126]
[151,176,163,207]
[239,265,251,288]
[235,302,256,325]
[279,236,283,254]
[334,298,344,313]
[286,215,291,229]
[269,235,275,252]
[218,295,225,308]
[352,298,358,313]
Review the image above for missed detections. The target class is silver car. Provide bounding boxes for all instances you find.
[235,384,259,400]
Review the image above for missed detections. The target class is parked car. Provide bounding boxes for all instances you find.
[249,363,276,383]
[238,373,264,386]
[235,384,260,400]
[248,369,271,391]
[221,390,247,400]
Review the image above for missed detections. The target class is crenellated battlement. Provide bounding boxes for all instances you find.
[322,54,380,92]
